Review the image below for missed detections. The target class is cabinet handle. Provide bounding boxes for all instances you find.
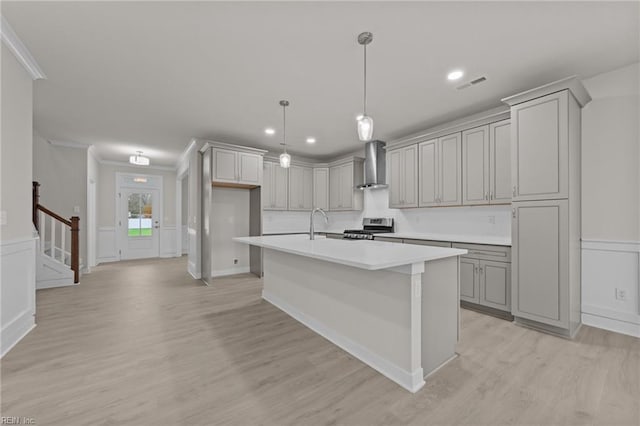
[490,191,493,200]
[512,186,516,197]
[484,192,488,201]
[475,266,479,273]
[512,208,516,219]
[479,266,484,274]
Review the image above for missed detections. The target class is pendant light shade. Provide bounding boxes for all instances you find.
[357,32,374,142]
[357,115,374,142]
[279,100,291,168]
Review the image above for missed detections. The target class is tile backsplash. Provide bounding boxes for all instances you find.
[262,188,511,238]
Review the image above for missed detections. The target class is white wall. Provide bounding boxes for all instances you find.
[1,44,37,357]
[580,62,640,337]
[87,147,100,269]
[211,188,250,276]
[32,132,89,271]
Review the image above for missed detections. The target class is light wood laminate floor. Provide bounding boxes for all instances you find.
[2,256,639,425]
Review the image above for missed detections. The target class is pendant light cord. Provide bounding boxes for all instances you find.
[282,103,287,153]
[363,43,367,116]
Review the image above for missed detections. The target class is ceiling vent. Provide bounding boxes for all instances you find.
[456,76,487,90]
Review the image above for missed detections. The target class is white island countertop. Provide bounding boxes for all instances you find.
[234,234,467,271]
[374,232,511,246]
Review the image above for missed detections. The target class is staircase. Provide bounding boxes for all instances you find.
[33,182,80,288]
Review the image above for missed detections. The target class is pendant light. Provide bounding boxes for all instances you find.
[129,151,150,166]
[278,100,291,168]
[357,31,374,142]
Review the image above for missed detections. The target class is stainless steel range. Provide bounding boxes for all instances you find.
[343,218,394,240]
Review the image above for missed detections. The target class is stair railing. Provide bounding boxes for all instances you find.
[33,182,80,283]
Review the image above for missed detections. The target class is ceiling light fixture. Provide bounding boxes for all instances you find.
[129,151,150,166]
[357,31,374,142]
[306,137,316,144]
[447,70,464,81]
[265,128,275,135]
[279,100,291,168]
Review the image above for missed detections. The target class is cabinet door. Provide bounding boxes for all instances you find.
[262,162,274,209]
[340,163,354,210]
[212,148,238,182]
[512,199,568,328]
[418,139,438,207]
[272,164,289,210]
[238,152,262,185]
[489,120,511,203]
[313,168,329,210]
[462,126,489,205]
[329,166,341,210]
[388,148,404,208]
[439,133,462,206]
[288,166,303,210]
[480,260,511,311]
[301,167,313,210]
[511,91,568,201]
[402,145,418,207]
[460,258,479,303]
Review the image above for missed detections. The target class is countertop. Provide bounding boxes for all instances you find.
[234,234,467,271]
[373,232,511,247]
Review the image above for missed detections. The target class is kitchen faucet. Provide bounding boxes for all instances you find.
[309,208,328,240]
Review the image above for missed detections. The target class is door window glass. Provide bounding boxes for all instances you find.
[128,193,153,237]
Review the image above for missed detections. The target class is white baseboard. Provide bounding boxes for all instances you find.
[263,289,425,393]
[1,312,35,358]
[37,280,79,290]
[581,239,639,338]
[212,266,250,277]
[96,256,118,265]
[188,260,200,279]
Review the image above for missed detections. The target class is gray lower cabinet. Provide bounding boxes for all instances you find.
[324,233,344,240]
[403,239,452,248]
[374,236,403,243]
[454,243,511,313]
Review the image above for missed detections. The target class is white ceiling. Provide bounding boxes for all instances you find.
[4,1,639,166]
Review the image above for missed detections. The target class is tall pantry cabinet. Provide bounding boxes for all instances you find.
[502,77,591,338]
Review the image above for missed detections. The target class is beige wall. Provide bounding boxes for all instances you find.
[582,62,640,242]
[97,163,176,227]
[32,132,89,267]
[1,45,33,242]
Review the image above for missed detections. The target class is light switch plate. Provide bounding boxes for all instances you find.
[73,206,80,213]
[0,211,7,225]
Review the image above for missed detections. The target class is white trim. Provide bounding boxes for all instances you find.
[212,266,250,277]
[48,139,91,150]
[197,139,268,156]
[0,16,46,80]
[100,159,176,172]
[582,313,640,338]
[188,261,201,279]
[263,289,425,393]
[582,239,640,253]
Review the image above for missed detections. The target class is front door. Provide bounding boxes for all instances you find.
[120,188,160,260]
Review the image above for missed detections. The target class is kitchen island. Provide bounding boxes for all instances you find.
[233,234,467,392]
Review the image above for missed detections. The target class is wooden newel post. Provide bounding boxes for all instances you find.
[32,181,40,230]
[71,216,80,283]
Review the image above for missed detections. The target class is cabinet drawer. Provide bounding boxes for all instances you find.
[452,243,511,262]
[403,239,452,248]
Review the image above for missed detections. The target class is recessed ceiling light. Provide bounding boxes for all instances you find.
[306,137,316,144]
[265,128,275,135]
[447,70,464,81]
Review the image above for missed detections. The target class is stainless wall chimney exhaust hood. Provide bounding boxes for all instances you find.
[357,140,388,190]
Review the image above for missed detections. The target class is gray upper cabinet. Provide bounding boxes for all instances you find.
[511,91,569,201]
[489,119,511,203]
[211,148,263,186]
[212,148,238,183]
[263,161,288,210]
[313,167,329,210]
[288,165,313,211]
[462,126,490,205]
[388,145,418,208]
[418,133,461,207]
[329,159,364,211]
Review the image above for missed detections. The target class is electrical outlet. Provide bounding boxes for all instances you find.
[488,215,496,224]
[73,206,80,213]
[233,259,238,265]
[615,288,627,301]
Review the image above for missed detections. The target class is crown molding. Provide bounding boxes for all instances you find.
[197,139,268,156]
[501,75,592,108]
[1,16,46,80]
[99,159,176,172]
[48,139,91,150]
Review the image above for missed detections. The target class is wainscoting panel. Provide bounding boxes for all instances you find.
[582,240,640,337]
[1,237,37,358]
[97,227,117,264]
[161,226,177,258]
